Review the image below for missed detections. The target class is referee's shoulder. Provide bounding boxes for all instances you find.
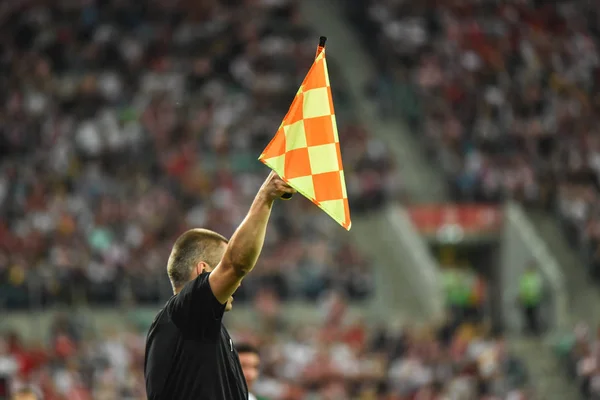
[147,302,172,334]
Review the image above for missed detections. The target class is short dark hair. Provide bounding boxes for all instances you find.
[167,228,228,291]
[236,342,259,355]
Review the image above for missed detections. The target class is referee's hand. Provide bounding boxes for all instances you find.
[259,171,296,202]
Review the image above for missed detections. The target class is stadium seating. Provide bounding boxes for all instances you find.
[0,0,541,398]
[1,293,530,399]
[350,0,600,280]
[350,0,600,397]
[0,0,402,310]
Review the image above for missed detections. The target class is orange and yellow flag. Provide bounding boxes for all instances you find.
[259,37,351,230]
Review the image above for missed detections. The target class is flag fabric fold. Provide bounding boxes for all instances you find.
[259,39,351,230]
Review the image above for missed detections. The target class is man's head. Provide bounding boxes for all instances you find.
[167,228,232,310]
[236,343,260,391]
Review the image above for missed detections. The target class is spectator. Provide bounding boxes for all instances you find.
[559,322,600,398]
[0,337,18,395]
[236,343,268,400]
[11,387,41,400]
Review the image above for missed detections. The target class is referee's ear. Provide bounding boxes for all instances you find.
[194,262,209,278]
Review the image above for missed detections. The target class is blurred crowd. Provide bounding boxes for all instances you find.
[0,292,531,400]
[0,0,403,310]
[558,322,600,399]
[350,0,600,275]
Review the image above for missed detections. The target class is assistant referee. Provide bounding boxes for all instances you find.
[144,171,295,400]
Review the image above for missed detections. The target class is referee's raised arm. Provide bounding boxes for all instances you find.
[208,171,295,304]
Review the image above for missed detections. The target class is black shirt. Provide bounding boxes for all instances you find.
[144,272,248,400]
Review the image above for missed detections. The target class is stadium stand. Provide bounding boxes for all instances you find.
[349,0,600,397]
[0,0,541,398]
[0,0,402,310]
[350,0,600,279]
[1,292,531,399]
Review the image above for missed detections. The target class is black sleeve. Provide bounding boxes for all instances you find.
[166,272,226,337]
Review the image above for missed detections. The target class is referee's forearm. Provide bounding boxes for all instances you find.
[221,193,274,277]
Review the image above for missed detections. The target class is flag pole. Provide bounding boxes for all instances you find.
[280,36,327,200]
[319,36,327,48]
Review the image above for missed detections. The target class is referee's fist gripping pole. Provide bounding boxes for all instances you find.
[261,171,296,201]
